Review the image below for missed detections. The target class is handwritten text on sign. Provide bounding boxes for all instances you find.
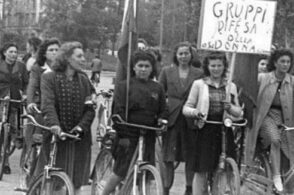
[198,0,277,54]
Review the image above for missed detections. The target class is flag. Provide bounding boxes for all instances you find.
[233,53,259,128]
[115,0,137,86]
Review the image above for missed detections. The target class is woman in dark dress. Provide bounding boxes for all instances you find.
[183,52,243,195]
[41,41,95,195]
[0,42,29,174]
[158,42,203,195]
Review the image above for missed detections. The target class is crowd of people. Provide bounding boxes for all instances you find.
[0,37,293,195]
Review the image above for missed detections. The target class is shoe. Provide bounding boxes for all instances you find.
[4,165,11,174]
[273,175,283,192]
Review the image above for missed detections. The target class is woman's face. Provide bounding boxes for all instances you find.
[208,59,225,79]
[69,48,85,71]
[176,46,191,66]
[133,60,153,80]
[274,55,291,74]
[45,44,59,63]
[4,46,18,64]
[258,59,268,73]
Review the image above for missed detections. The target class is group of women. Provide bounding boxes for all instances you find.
[0,37,293,195]
[0,39,95,195]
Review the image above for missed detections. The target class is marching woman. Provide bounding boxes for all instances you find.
[158,42,203,195]
[246,49,294,193]
[41,41,95,195]
[183,52,243,195]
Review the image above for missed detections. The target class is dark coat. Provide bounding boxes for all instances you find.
[158,65,203,161]
[0,60,28,99]
[27,63,47,105]
[41,70,95,188]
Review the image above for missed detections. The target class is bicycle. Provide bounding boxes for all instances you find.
[202,117,247,195]
[241,124,294,195]
[0,97,26,180]
[94,89,114,145]
[109,114,167,195]
[22,114,80,195]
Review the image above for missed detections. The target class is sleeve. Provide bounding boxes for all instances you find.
[228,83,243,118]
[40,73,60,127]
[112,82,126,119]
[158,85,168,120]
[27,66,40,105]
[158,68,167,92]
[22,63,29,94]
[182,81,199,117]
[77,79,95,131]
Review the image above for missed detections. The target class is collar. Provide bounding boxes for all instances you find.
[203,77,228,88]
[269,71,291,84]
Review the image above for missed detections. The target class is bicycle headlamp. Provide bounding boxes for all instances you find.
[224,118,233,127]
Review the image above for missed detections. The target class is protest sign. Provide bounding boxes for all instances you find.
[197,0,277,54]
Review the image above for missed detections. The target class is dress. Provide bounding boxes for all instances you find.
[41,70,95,188]
[112,77,167,178]
[158,65,203,162]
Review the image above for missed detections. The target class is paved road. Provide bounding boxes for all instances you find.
[0,71,186,195]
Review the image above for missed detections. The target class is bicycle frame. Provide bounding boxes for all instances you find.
[112,114,167,195]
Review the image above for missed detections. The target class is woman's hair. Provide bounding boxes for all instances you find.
[202,52,228,77]
[130,50,157,79]
[36,38,60,67]
[267,49,293,72]
[147,47,162,62]
[172,41,194,66]
[27,37,42,53]
[52,41,83,72]
[0,42,18,60]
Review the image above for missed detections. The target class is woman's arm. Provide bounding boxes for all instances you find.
[27,66,40,105]
[40,72,60,127]
[228,83,243,118]
[183,81,199,118]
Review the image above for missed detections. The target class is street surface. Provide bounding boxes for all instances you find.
[0,71,185,195]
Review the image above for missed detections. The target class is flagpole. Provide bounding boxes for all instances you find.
[125,0,137,122]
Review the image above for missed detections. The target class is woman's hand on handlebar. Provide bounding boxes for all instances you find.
[50,125,62,137]
[69,126,84,138]
[27,103,41,114]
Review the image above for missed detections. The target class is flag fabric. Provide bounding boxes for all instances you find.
[233,53,259,128]
[115,0,137,86]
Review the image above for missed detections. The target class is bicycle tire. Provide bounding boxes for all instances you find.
[0,124,9,180]
[27,171,75,195]
[91,149,115,195]
[123,164,163,195]
[212,157,240,195]
[252,153,272,179]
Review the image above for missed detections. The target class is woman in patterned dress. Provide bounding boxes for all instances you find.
[41,41,95,194]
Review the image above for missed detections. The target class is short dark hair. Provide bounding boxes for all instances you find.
[0,42,18,60]
[202,52,228,77]
[36,38,60,67]
[52,41,83,72]
[28,37,42,52]
[267,49,293,72]
[172,42,194,66]
[130,50,157,79]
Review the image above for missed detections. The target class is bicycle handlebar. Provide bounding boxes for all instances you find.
[280,124,294,131]
[112,114,168,132]
[21,114,80,140]
[0,98,26,104]
[204,118,248,127]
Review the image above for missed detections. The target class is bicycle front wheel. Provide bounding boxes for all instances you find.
[0,124,9,180]
[27,171,75,195]
[91,149,114,195]
[212,157,240,195]
[123,164,163,195]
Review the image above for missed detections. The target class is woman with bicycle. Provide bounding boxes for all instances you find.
[40,41,95,195]
[183,52,243,195]
[246,49,294,193]
[0,42,29,174]
[25,38,60,185]
[101,50,167,195]
[158,41,203,195]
